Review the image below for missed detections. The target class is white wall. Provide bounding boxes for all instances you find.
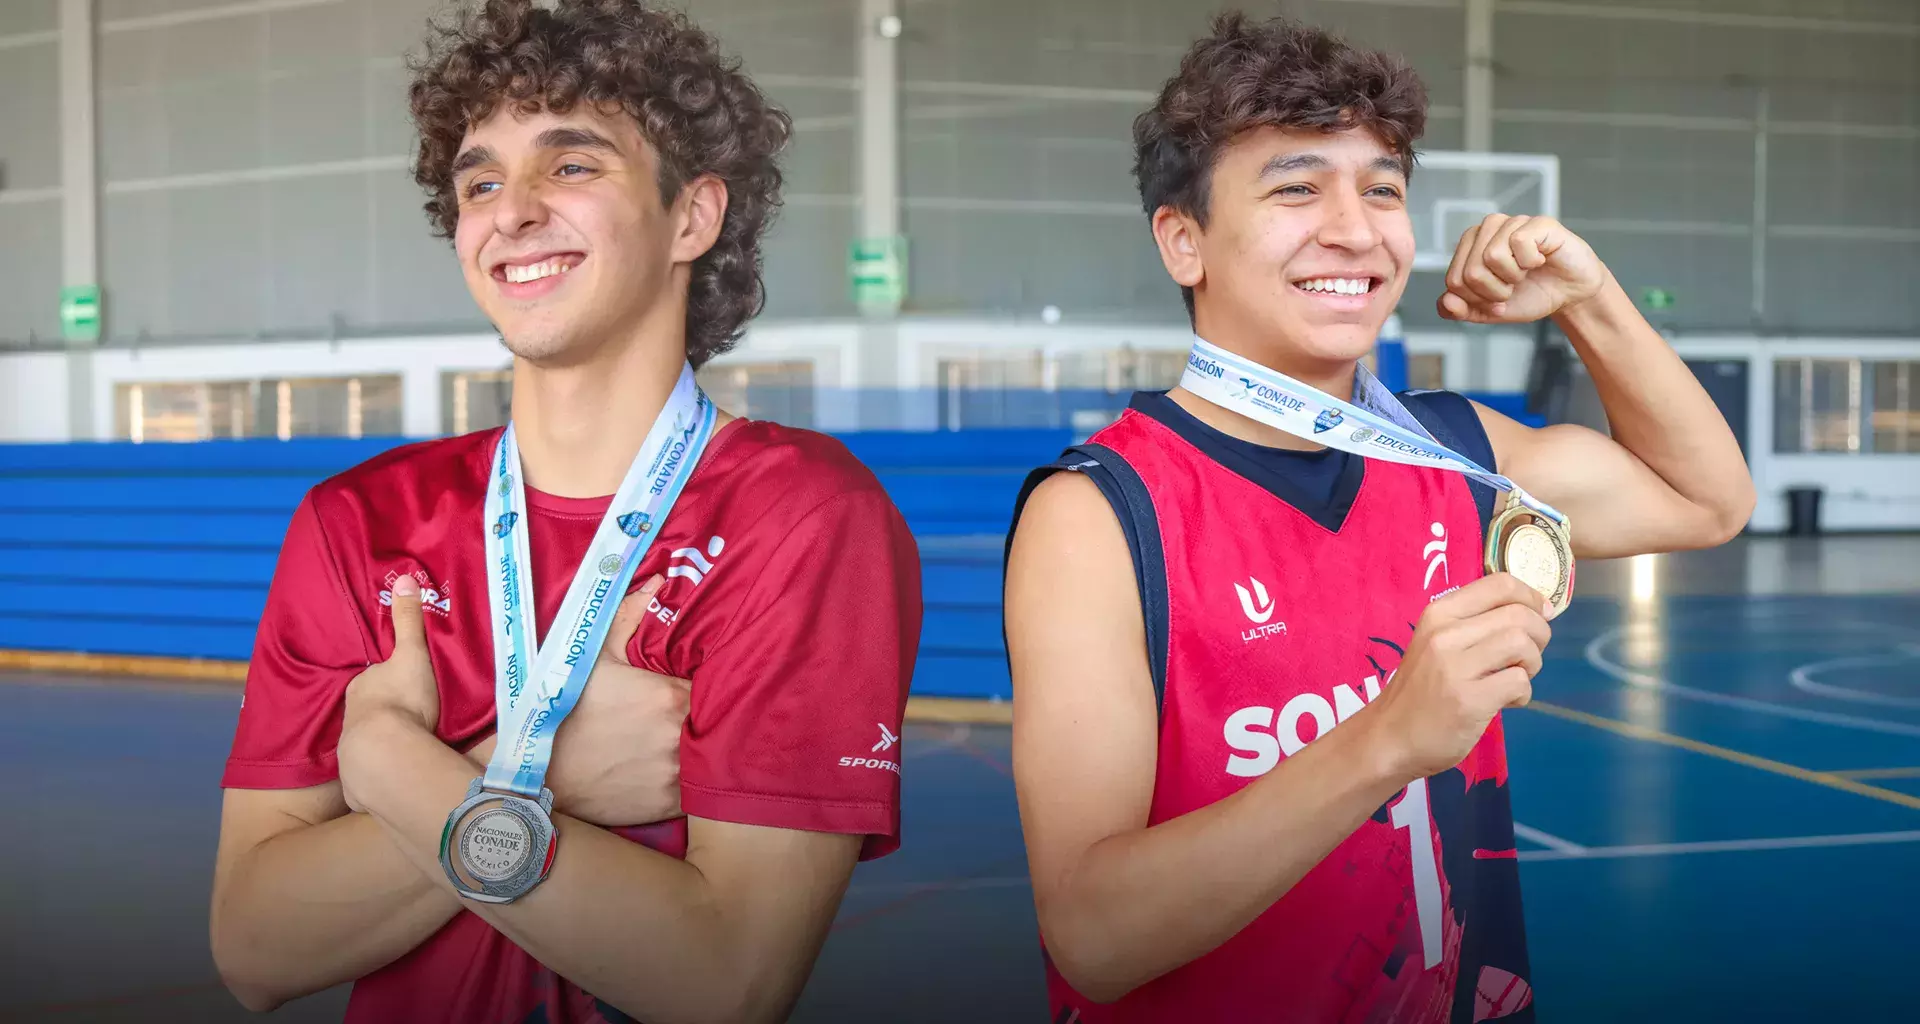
[0,352,72,442]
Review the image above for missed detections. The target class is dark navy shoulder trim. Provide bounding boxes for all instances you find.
[1006,443,1172,714]
[1400,389,1498,537]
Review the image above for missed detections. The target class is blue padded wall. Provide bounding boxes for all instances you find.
[0,430,1067,699]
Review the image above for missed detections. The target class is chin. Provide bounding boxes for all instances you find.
[498,325,582,363]
[1268,324,1382,367]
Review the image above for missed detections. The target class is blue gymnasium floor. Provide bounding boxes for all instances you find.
[4,536,1918,1023]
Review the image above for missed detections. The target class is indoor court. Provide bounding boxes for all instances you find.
[8,536,1920,1023]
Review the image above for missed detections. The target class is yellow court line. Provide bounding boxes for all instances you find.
[0,648,247,682]
[1525,700,1920,812]
[0,649,1019,726]
[906,695,1014,725]
[1829,766,1920,781]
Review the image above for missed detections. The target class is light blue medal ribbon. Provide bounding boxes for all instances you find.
[1179,335,1567,527]
[480,364,716,797]
[1180,334,1575,617]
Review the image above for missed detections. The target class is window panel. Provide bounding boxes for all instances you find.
[117,375,402,441]
[1773,358,1865,454]
[1870,361,1920,454]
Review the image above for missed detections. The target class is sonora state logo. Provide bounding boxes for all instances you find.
[1423,522,1449,589]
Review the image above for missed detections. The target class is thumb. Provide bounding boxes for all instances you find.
[388,574,428,656]
[1438,291,1506,324]
[602,574,665,667]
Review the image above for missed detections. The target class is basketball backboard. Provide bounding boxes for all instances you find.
[1409,151,1561,272]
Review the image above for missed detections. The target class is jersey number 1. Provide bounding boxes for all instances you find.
[1390,777,1443,969]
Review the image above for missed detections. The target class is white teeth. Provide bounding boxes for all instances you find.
[504,258,575,284]
[1299,277,1370,295]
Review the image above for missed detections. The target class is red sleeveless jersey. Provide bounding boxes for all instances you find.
[1034,393,1535,1024]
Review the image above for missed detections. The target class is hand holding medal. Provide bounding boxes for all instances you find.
[1484,491,1574,621]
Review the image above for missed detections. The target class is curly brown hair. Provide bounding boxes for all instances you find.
[1133,13,1428,318]
[408,0,792,367]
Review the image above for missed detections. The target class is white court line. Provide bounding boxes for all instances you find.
[848,830,1920,894]
[1788,646,1920,711]
[1512,822,1588,855]
[1584,627,1920,739]
[904,722,971,759]
[1518,829,1920,863]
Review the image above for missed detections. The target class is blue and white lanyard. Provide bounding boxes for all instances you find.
[480,363,716,796]
[1178,335,1567,526]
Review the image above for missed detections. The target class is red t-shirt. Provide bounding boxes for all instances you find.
[223,419,922,1024]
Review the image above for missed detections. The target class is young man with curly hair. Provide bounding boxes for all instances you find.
[209,2,920,1021]
[1004,14,1753,1023]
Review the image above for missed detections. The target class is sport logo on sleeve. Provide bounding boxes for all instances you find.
[840,723,902,774]
[379,569,453,616]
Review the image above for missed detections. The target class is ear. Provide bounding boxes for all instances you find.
[669,173,730,264]
[1151,205,1205,292]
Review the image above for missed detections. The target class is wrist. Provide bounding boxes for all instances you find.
[1342,709,1420,794]
[1552,270,1630,337]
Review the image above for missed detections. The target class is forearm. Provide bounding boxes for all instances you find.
[1041,716,1408,1002]
[1556,276,1754,528]
[352,715,783,1024]
[211,810,463,1010]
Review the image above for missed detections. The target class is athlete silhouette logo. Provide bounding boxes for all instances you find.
[1423,522,1449,589]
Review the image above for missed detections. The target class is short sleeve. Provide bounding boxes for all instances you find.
[221,494,372,790]
[678,489,922,859]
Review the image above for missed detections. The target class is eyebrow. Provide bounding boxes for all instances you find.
[448,128,621,181]
[533,126,620,156]
[450,144,497,180]
[1258,152,1409,178]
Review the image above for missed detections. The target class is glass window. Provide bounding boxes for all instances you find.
[1870,361,1920,454]
[696,360,816,428]
[116,375,402,442]
[1773,358,1863,454]
[443,370,514,436]
[1050,348,1185,392]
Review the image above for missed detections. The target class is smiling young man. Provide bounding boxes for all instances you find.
[208,2,920,1022]
[1003,14,1754,1023]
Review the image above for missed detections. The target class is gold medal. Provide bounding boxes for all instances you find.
[1484,491,1574,619]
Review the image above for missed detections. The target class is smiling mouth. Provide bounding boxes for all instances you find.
[1293,275,1382,297]
[492,253,586,285]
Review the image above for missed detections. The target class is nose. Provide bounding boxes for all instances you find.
[490,176,549,238]
[1316,185,1384,254]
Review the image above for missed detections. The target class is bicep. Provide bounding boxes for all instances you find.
[1473,400,1723,558]
[1004,473,1159,913]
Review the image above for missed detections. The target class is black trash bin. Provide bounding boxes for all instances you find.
[1785,486,1823,536]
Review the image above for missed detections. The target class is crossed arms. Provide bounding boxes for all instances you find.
[210,586,860,1024]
